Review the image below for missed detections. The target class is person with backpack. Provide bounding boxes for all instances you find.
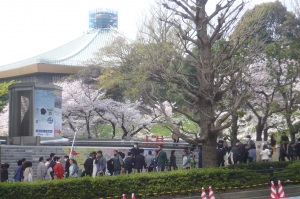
[112,150,124,176]
[124,152,134,174]
[96,150,106,176]
[69,159,79,178]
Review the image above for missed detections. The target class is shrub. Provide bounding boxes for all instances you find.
[0,165,298,199]
[227,161,292,170]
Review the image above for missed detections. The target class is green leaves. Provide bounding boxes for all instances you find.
[0,80,14,111]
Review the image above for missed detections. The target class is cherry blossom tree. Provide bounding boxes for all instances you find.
[0,104,9,136]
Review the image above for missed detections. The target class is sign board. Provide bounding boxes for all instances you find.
[33,89,62,137]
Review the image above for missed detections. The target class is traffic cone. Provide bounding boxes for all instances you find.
[277,180,287,198]
[270,181,278,199]
[122,194,126,199]
[208,186,215,199]
[201,187,207,199]
[131,193,136,199]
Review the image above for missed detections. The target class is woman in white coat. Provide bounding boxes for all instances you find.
[260,144,271,162]
[69,159,78,178]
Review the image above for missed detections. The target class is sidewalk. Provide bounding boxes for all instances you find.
[164,185,300,199]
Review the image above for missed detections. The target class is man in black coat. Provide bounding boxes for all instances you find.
[135,149,146,173]
[131,143,140,158]
[83,153,94,177]
[49,153,56,180]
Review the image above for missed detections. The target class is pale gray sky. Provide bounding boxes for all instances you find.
[0,0,275,66]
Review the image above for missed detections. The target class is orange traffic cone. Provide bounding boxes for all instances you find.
[277,180,287,198]
[208,186,215,199]
[270,181,278,199]
[201,187,207,199]
[131,193,136,199]
[122,194,126,199]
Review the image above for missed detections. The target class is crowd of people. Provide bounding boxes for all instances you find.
[2,133,300,182]
[1,144,197,182]
[216,132,300,167]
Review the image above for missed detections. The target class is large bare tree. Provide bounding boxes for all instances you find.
[97,1,268,167]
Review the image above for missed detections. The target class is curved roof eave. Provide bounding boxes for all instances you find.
[0,28,131,74]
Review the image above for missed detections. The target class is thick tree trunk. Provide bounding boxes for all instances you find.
[256,117,263,141]
[263,128,269,141]
[290,129,296,143]
[202,134,218,168]
[231,111,238,146]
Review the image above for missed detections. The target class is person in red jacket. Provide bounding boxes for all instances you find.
[53,157,64,179]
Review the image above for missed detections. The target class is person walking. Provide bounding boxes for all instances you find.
[36,157,46,180]
[145,150,154,172]
[1,163,9,182]
[182,149,191,169]
[231,143,239,164]
[112,150,124,176]
[198,146,202,168]
[281,132,289,153]
[23,161,34,182]
[260,145,271,162]
[248,144,256,162]
[124,152,134,174]
[53,157,64,179]
[14,160,23,182]
[294,138,300,160]
[83,153,94,177]
[135,149,146,173]
[49,153,56,180]
[96,150,106,176]
[64,155,70,178]
[69,159,79,178]
[157,145,168,172]
[150,150,158,172]
[169,150,177,170]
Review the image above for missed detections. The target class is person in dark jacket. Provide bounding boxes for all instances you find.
[107,158,114,176]
[135,149,146,173]
[131,143,140,158]
[279,144,287,161]
[243,144,249,163]
[294,138,300,160]
[64,155,70,178]
[1,163,9,182]
[112,150,124,176]
[231,143,239,164]
[217,143,225,167]
[288,142,296,161]
[281,132,289,153]
[169,150,177,170]
[83,153,94,177]
[49,153,56,180]
[237,140,245,163]
[124,152,134,174]
[14,160,23,182]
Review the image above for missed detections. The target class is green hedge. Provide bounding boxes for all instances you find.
[227,161,293,170]
[1,163,300,199]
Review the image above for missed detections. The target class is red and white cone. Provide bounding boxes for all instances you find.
[131,193,136,199]
[208,186,215,199]
[201,187,207,199]
[270,181,278,199]
[278,180,287,198]
[122,194,126,199]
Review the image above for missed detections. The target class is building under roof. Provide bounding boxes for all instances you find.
[0,28,126,84]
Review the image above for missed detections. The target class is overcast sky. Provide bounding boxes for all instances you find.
[0,0,275,66]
